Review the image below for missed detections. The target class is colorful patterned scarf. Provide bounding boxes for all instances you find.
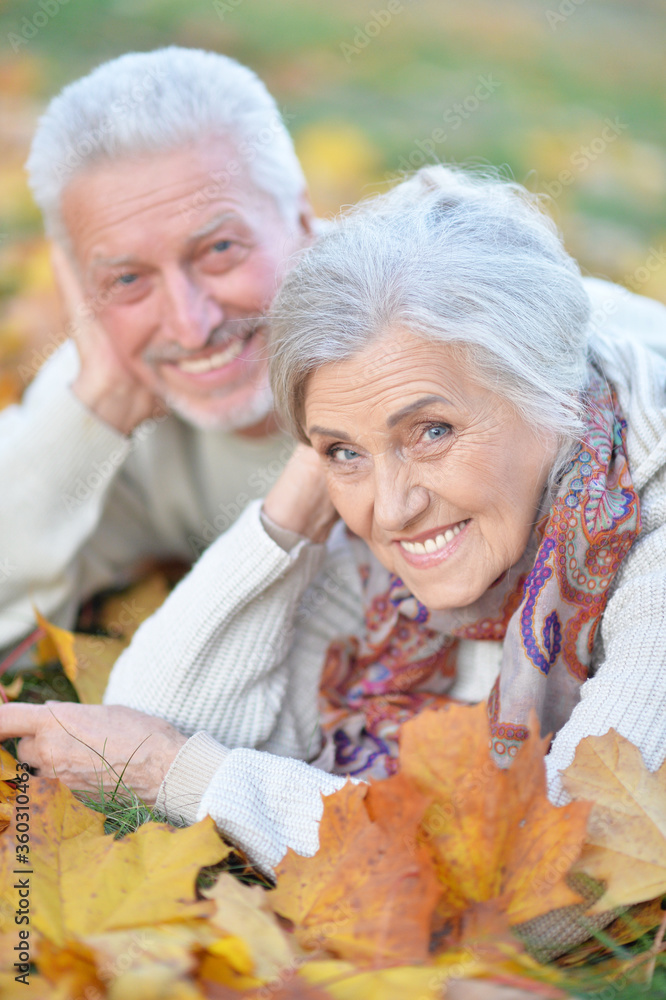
[319,363,641,778]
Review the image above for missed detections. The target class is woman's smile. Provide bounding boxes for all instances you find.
[395,517,471,567]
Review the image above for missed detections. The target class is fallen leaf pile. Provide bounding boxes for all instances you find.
[0,702,665,998]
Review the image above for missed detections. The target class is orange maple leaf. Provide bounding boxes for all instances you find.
[270,774,440,967]
[399,704,591,927]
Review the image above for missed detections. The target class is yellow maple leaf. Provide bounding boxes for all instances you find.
[203,872,295,981]
[34,574,170,704]
[34,609,126,705]
[562,729,666,912]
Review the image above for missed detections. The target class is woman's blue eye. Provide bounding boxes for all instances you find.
[212,239,232,253]
[424,424,450,441]
[117,273,138,286]
[330,447,359,462]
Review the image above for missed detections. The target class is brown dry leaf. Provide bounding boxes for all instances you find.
[557,894,666,967]
[399,705,591,926]
[562,730,666,912]
[203,872,295,981]
[271,774,440,967]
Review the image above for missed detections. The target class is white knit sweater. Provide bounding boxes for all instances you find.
[104,321,666,877]
[0,340,291,650]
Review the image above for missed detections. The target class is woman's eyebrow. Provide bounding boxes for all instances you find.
[386,394,452,427]
[308,425,351,439]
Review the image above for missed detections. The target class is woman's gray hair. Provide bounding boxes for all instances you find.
[270,165,591,468]
[27,46,306,242]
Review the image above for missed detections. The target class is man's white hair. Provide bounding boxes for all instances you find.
[26,46,306,242]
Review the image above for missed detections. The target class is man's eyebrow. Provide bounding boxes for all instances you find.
[90,253,138,271]
[89,212,246,272]
[188,211,244,242]
[386,394,452,427]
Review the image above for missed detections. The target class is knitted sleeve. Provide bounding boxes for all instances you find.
[104,501,363,762]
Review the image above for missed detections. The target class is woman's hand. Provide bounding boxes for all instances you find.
[0,702,187,804]
[262,442,339,543]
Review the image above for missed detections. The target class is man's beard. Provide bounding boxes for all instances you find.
[145,318,275,433]
[163,376,275,432]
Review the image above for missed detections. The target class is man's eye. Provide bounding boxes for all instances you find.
[211,239,232,253]
[116,273,138,286]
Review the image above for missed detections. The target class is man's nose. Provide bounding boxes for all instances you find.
[162,268,224,349]
[372,454,430,532]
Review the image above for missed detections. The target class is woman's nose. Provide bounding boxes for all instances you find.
[372,456,430,532]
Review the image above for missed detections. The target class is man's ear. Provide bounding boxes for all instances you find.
[296,190,316,241]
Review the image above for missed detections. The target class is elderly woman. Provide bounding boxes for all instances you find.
[103,168,664,871]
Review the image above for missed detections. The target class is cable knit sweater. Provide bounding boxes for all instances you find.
[104,328,666,877]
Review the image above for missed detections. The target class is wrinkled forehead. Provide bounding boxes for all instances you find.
[60,138,283,259]
[303,330,488,434]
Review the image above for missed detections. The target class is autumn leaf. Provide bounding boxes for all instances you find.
[399,704,591,926]
[97,572,171,640]
[271,774,440,966]
[557,893,666,967]
[0,746,19,834]
[34,609,126,705]
[203,872,295,981]
[562,729,666,912]
[298,958,445,999]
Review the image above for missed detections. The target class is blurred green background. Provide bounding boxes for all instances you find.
[1,0,665,402]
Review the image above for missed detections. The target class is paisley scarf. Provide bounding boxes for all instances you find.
[319,362,641,778]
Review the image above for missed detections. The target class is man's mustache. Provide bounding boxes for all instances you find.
[143,316,268,365]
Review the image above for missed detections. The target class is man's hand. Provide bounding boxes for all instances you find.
[52,245,163,436]
[0,702,188,804]
[262,442,339,543]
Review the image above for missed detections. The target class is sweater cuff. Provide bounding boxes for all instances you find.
[155,731,230,825]
[260,509,310,553]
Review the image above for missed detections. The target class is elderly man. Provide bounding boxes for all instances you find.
[2,46,666,875]
[0,46,315,652]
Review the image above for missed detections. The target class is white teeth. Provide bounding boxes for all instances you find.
[175,339,244,374]
[399,520,468,556]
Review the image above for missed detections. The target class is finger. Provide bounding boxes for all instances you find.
[0,704,45,740]
[15,737,38,771]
